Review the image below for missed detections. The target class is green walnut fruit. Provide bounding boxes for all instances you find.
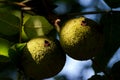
[24,16,56,40]
[21,37,66,80]
[59,16,104,60]
[0,38,11,62]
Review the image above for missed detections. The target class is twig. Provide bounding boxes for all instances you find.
[61,10,120,17]
[0,1,25,7]
[19,10,24,43]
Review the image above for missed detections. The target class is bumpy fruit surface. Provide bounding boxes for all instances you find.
[59,16,104,60]
[21,37,66,80]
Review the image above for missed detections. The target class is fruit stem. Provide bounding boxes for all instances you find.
[54,19,61,33]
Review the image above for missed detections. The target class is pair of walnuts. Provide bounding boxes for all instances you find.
[10,16,104,80]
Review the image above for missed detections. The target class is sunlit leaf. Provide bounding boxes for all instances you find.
[0,38,11,62]
[0,11,20,36]
[24,15,56,39]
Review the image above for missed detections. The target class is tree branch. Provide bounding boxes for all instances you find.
[65,10,120,16]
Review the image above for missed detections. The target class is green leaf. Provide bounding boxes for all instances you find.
[23,13,32,25]
[21,26,29,41]
[21,13,32,41]
[104,0,120,8]
[92,13,120,73]
[24,15,56,39]
[0,38,11,62]
[0,11,20,36]
[9,43,26,67]
[15,43,26,51]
